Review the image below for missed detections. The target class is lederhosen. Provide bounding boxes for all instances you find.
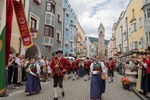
[108,62,114,77]
[84,61,91,76]
[70,62,77,74]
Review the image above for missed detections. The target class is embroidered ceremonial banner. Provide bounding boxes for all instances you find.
[13,0,33,48]
[0,0,6,95]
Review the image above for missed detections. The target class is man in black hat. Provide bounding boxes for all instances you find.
[50,50,71,100]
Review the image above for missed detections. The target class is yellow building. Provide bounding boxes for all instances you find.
[126,0,145,52]
[76,20,87,58]
[11,12,21,54]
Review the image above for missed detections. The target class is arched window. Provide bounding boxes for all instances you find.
[100,31,103,35]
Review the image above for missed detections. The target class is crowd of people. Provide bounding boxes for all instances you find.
[50,50,108,100]
[5,46,150,100]
[4,51,102,98]
[116,46,150,98]
[4,49,113,100]
[6,54,52,88]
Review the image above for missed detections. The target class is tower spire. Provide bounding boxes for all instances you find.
[98,23,105,59]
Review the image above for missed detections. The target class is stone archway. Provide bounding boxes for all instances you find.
[25,43,41,57]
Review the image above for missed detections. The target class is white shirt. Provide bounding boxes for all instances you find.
[40,59,45,66]
[15,57,21,66]
[141,62,147,69]
[47,66,51,73]
[46,60,49,66]
[78,62,84,67]
[90,61,107,74]
[35,63,41,74]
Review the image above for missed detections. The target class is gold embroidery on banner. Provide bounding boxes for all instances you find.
[0,39,2,52]
[0,87,6,95]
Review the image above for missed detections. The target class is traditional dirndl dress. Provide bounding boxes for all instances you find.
[25,63,41,93]
[90,63,105,99]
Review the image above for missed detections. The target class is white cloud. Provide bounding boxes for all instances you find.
[69,0,130,40]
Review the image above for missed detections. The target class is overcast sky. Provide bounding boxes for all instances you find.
[69,0,130,40]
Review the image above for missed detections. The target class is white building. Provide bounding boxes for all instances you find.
[107,41,112,59]
[85,36,98,58]
[115,11,125,54]
[142,0,150,47]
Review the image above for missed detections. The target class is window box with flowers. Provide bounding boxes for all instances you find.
[30,28,38,33]
[120,77,131,90]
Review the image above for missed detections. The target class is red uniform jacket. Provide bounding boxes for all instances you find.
[75,59,79,69]
[50,57,71,76]
[71,61,76,68]
[105,62,109,67]
[84,60,91,69]
[145,59,150,74]
[107,61,115,71]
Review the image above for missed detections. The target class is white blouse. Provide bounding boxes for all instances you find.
[90,61,107,74]
[15,57,21,66]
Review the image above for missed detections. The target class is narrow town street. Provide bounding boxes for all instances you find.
[0,73,141,100]
[1,0,150,100]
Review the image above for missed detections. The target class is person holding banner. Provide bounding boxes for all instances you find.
[12,53,23,88]
[25,57,41,96]
[50,50,71,100]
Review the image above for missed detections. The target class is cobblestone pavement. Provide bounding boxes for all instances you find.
[0,73,141,100]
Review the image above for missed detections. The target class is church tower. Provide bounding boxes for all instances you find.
[98,23,105,59]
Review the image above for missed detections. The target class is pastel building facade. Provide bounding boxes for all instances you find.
[63,0,77,57]
[142,0,150,47]
[126,0,145,52]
